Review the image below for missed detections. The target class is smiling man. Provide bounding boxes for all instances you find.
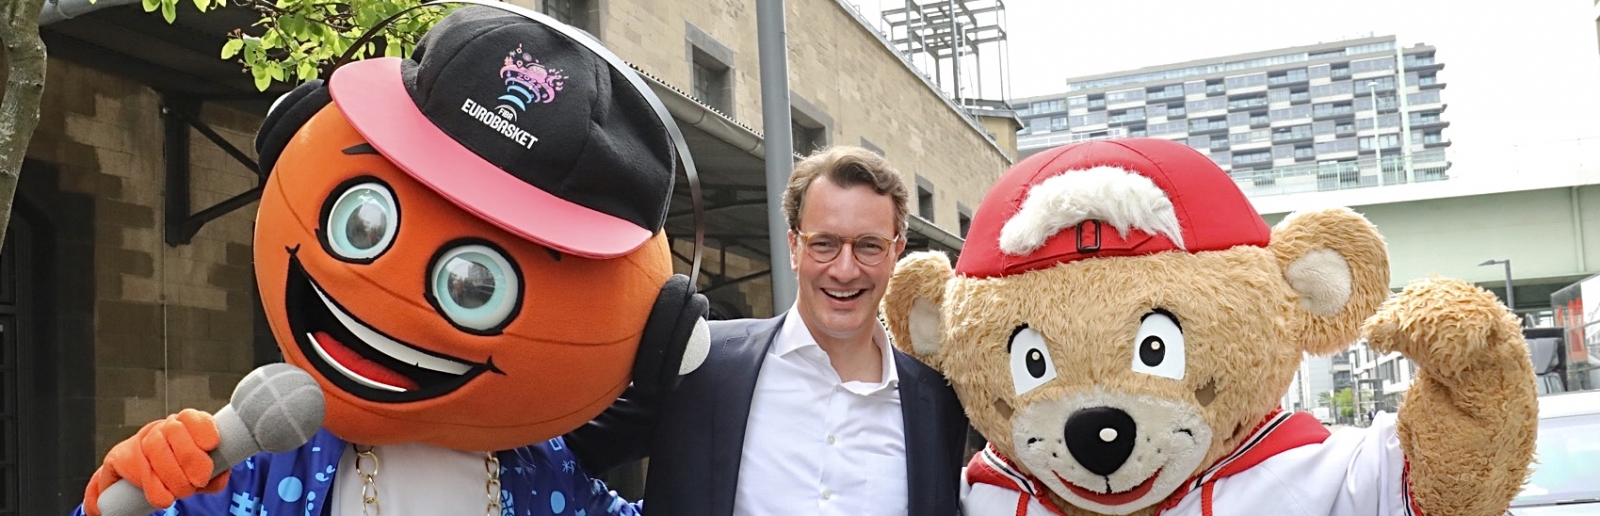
[569,146,972,516]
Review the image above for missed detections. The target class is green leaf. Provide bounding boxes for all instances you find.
[298,60,317,80]
[193,0,211,11]
[220,38,244,59]
[385,38,401,58]
[160,0,177,23]
[253,67,271,91]
[141,0,159,11]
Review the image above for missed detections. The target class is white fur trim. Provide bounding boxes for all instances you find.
[678,317,710,375]
[998,167,1185,256]
[909,297,942,356]
[1284,248,1352,316]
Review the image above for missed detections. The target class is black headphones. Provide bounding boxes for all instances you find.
[254,0,709,397]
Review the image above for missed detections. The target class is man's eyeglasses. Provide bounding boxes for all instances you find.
[794,231,900,265]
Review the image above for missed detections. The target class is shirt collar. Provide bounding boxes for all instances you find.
[776,308,900,390]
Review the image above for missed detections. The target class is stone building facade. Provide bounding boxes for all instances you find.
[3,0,1016,512]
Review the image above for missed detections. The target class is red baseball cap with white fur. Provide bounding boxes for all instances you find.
[955,138,1271,279]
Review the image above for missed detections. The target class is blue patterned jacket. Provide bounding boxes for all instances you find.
[71,429,641,516]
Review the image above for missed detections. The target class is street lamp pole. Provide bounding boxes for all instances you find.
[1479,259,1516,319]
[1368,80,1382,181]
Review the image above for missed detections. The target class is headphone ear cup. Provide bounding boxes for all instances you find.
[632,274,709,397]
[255,79,331,177]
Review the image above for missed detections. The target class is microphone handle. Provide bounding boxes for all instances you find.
[96,405,259,516]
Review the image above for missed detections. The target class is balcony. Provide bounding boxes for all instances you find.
[1230,150,1451,197]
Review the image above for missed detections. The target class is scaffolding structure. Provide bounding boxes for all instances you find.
[880,0,1010,105]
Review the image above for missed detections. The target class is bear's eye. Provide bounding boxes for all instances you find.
[1008,325,1058,395]
[1131,309,1185,380]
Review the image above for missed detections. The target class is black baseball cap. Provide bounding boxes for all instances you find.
[328,5,674,258]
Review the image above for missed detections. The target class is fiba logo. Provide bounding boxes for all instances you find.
[496,44,568,121]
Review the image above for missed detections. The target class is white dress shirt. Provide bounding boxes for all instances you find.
[732,310,909,516]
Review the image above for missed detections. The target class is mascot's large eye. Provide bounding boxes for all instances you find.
[1008,325,1058,395]
[1131,310,1185,380]
[429,244,522,332]
[324,181,399,261]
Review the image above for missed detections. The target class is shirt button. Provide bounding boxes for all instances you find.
[822,488,833,500]
[827,434,836,445]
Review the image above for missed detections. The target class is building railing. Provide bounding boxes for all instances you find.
[1230,150,1450,196]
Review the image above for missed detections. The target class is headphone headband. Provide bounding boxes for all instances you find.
[332,0,705,285]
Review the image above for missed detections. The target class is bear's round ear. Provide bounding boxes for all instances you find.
[882,251,955,366]
[255,79,331,177]
[1269,208,1391,355]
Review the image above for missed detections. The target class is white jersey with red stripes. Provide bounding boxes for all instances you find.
[961,411,1425,516]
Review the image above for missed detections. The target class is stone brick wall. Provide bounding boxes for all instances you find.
[595,0,1012,236]
[26,59,263,458]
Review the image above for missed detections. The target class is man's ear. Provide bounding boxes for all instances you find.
[882,251,955,367]
[1269,208,1391,355]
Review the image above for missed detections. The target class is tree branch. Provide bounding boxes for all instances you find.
[0,0,50,252]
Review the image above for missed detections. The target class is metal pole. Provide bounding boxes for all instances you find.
[1503,259,1515,314]
[757,0,798,313]
[1394,42,1413,182]
[1368,81,1381,181]
[949,0,961,103]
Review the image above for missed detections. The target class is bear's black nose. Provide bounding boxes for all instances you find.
[1064,407,1137,477]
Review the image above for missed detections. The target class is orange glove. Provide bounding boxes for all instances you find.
[82,409,231,516]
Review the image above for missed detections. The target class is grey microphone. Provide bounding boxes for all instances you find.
[96,363,325,516]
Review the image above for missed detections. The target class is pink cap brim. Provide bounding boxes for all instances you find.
[329,58,652,259]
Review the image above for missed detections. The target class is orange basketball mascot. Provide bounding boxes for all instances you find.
[73,5,708,516]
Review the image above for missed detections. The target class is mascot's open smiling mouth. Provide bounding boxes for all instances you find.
[284,250,495,402]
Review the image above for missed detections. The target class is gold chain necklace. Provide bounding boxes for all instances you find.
[353,444,504,516]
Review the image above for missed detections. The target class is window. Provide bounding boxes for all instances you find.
[1205,81,1225,95]
[1029,118,1049,133]
[958,204,972,239]
[1227,94,1267,110]
[1267,68,1307,85]
[1290,89,1310,103]
[1350,57,1395,74]
[1331,65,1350,78]
[1168,104,1187,118]
[916,177,935,221]
[542,0,593,33]
[1108,108,1145,125]
[1035,99,1067,112]
[1269,89,1291,103]
[1106,88,1145,104]
[692,58,732,114]
[789,95,832,158]
[1148,84,1184,100]
[791,120,822,158]
[687,24,736,116]
[1308,64,1331,80]
[1234,150,1272,165]
[1185,81,1206,96]
[1147,103,1167,118]
[1418,74,1438,86]
[1228,112,1251,127]
[1294,145,1315,159]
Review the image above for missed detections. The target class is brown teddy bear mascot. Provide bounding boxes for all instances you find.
[883,138,1537,516]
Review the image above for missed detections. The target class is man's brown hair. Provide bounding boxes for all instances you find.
[782,146,910,235]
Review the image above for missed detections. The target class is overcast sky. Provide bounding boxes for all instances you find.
[852,0,1600,161]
